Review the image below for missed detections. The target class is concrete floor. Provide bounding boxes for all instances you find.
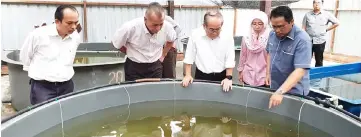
[1,75,17,120]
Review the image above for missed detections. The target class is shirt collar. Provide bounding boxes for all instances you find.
[285,25,296,40]
[312,10,324,15]
[48,24,60,36]
[48,24,74,39]
[142,19,151,34]
[200,27,221,39]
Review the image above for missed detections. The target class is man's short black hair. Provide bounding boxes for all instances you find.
[270,6,294,23]
[54,5,78,22]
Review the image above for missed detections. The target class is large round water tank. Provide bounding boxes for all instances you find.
[1,81,361,137]
[1,43,126,110]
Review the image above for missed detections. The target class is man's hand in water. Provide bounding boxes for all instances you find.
[220,117,232,123]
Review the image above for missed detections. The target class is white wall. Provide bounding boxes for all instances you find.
[289,0,361,56]
[1,0,361,57]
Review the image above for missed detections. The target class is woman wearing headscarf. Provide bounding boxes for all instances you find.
[237,11,270,87]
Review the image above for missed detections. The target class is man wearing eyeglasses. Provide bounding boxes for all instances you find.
[266,6,312,109]
[302,0,340,67]
[182,10,235,92]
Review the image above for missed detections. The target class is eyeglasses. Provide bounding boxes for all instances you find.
[313,1,322,4]
[270,24,287,31]
[206,27,222,33]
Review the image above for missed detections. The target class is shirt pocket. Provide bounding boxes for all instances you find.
[63,44,77,66]
[37,40,58,61]
[151,37,165,48]
[153,33,167,48]
[318,16,329,25]
[276,50,294,73]
[307,16,316,24]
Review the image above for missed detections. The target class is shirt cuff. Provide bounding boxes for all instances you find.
[23,66,29,71]
[295,64,311,68]
[183,58,194,65]
[225,61,235,68]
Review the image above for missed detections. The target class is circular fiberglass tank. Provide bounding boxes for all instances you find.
[1,80,361,137]
[1,43,126,111]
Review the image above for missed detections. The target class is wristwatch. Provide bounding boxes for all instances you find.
[226,75,232,80]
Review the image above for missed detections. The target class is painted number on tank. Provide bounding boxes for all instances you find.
[109,71,123,84]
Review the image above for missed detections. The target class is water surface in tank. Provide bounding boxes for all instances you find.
[5,50,125,65]
[35,100,332,137]
[73,51,125,64]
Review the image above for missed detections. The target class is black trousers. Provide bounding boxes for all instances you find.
[162,48,177,78]
[195,68,226,82]
[312,42,326,67]
[124,58,163,81]
[30,79,74,105]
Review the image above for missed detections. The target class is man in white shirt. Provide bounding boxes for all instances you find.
[20,5,81,105]
[112,2,177,81]
[182,10,235,92]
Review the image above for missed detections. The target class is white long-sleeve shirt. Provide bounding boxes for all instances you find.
[19,24,81,82]
[183,27,235,73]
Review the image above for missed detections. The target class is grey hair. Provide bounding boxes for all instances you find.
[203,10,224,25]
[145,2,165,18]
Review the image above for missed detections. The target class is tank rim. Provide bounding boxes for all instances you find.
[2,79,360,125]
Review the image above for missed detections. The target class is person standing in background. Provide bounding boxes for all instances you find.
[20,5,81,105]
[237,11,270,87]
[162,16,186,78]
[302,0,340,67]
